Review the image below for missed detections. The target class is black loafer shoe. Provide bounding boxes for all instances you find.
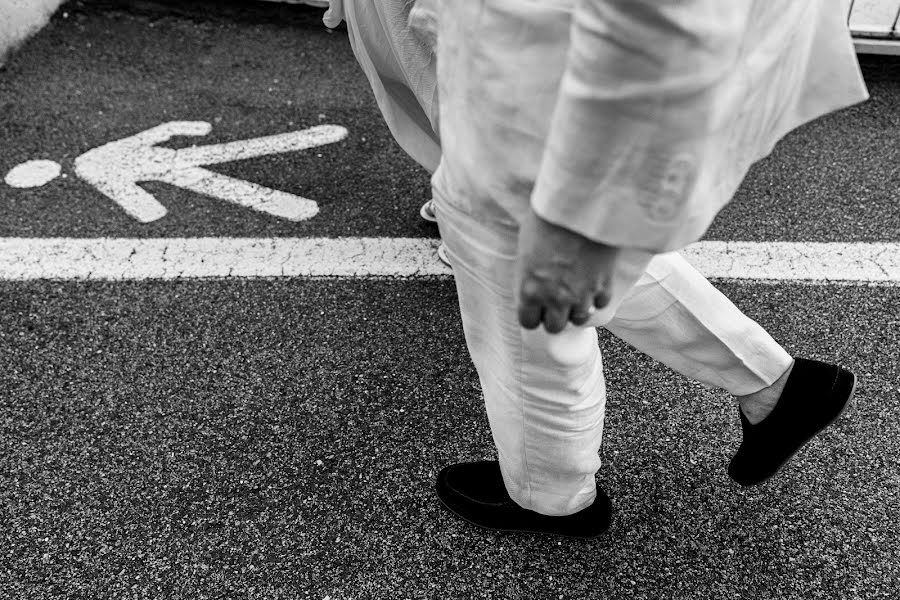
[435,460,612,539]
[728,357,857,487]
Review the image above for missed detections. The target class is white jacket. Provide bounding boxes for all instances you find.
[529,0,869,251]
[331,0,867,252]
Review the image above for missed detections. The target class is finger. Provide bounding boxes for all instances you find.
[542,304,570,334]
[593,289,612,309]
[517,277,545,329]
[518,301,543,329]
[569,303,595,326]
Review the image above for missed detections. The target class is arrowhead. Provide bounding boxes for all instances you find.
[73,121,340,223]
[73,122,215,222]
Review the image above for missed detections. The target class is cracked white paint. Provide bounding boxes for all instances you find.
[0,237,448,279]
[0,238,897,282]
[72,122,348,223]
[679,241,900,283]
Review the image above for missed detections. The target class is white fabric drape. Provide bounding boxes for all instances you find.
[324,0,441,172]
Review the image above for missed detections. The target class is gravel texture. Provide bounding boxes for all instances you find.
[0,279,897,599]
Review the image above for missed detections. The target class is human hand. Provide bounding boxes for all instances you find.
[515,209,620,333]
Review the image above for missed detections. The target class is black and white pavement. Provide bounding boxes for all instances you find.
[0,2,898,598]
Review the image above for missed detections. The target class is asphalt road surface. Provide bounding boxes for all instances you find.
[0,2,898,599]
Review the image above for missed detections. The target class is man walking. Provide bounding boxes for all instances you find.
[327,0,867,537]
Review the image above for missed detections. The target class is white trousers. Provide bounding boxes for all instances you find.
[335,0,793,516]
[433,194,791,516]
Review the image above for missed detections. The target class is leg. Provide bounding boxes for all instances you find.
[430,0,665,521]
[435,194,619,516]
[602,253,855,486]
[602,252,794,401]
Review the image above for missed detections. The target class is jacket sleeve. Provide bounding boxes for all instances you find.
[530,0,752,252]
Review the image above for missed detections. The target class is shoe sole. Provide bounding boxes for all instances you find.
[435,486,611,540]
[739,370,857,487]
[420,201,438,223]
[436,243,451,267]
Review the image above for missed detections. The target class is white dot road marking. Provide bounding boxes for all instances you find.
[0,238,896,283]
[4,160,62,188]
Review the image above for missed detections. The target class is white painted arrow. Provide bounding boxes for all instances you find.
[72,121,348,223]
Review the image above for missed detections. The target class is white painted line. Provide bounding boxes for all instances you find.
[679,241,900,283]
[70,122,348,223]
[0,238,897,283]
[0,237,447,280]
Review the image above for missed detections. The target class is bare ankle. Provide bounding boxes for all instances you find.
[736,360,795,425]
